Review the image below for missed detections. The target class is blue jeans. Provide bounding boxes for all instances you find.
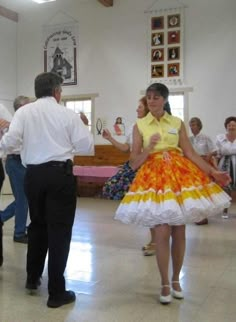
[0,155,28,237]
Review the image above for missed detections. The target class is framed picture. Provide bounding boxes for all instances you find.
[151,32,164,46]
[43,23,78,86]
[168,30,180,44]
[168,14,180,28]
[151,16,164,30]
[151,48,164,62]
[151,64,164,78]
[168,63,180,77]
[168,47,180,60]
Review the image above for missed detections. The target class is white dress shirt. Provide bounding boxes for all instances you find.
[189,132,216,156]
[0,103,13,157]
[0,97,94,166]
[216,134,236,155]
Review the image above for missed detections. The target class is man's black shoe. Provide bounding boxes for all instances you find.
[47,290,76,308]
[25,278,41,293]
[13,234,28,244]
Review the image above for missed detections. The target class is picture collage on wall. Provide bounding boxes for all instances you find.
[150,10,183,83]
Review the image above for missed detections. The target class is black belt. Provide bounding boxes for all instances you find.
[27,161,67,168]
[27,160,73,175]
[7,154,21,160]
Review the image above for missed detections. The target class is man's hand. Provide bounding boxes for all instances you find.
[0,118,10,131]
[80,112,89,126]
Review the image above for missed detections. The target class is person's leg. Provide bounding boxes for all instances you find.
[0,159,5,266]
[46,166,76,298]
[142,228,156,256]
[5,156,28,238]
[0,221,3,266]
[24,167,48,287]
[47,222,73,295]
[1,157,17,223]
[0,202,16,223]
[222,189,231,219]
[171,225,186,292]
[26,221,48,284]
[0,159,5,193]
[154,224,171,296]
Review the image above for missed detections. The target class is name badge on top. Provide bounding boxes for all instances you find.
[168,128,178,134]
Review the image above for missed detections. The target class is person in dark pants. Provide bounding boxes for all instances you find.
[0,72,94,308]
[0,159,4,266]
[0,96,30,244]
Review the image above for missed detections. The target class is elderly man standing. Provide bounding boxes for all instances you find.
[0,96,30,244]
[0,72,94,308]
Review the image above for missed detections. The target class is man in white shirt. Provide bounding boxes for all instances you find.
[0,72,94,308]
[0,103,13,267]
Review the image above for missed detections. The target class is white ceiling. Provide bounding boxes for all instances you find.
[0,0,92,14]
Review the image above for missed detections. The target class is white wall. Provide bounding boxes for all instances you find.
[0,16,17,114]
[13,0,236,141]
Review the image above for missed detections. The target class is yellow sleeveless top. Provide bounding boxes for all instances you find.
[136,112,182,153]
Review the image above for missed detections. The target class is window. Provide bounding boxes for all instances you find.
[169,94,184,120]
[61,94,98,132]
[141,86,192,125]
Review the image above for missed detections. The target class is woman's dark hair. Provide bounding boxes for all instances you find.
[146,83,169,100]
[189,117,203,130]
[34,72,63,99]
[224,116,236,129]
[164,101,172,115]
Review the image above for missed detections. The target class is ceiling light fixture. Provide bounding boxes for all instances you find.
[32,0,56,4]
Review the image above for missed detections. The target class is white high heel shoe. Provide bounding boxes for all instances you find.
[159,285,172,304]
[171,281,184,299]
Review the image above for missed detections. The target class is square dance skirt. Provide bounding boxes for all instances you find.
[115,150,231,227]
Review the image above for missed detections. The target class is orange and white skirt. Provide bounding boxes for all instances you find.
[115,150,231,227]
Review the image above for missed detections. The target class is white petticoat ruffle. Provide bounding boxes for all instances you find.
[115,190,231,227]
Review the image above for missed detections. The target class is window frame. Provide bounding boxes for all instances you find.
[61,93,98,133]
[141,86,193,127]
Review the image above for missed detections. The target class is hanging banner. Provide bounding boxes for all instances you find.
[146,4,185,86]
[43,23,78,86]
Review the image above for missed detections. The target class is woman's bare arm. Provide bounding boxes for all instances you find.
[102,129,130,152]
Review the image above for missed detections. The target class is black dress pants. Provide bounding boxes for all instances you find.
[24,162,76,296]
[0,158,5,265]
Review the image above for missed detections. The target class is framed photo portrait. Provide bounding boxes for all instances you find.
[168,63,180,77]
[168,47,180,60]
[168,14,180,28]
[151,64,164,78]
[168,30,180,44]
[151,16,164,30]
[151,32,164,46]
[151,48,164,62]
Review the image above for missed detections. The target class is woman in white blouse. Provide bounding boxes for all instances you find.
[189,117,217,224]
[216,116,236,218]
